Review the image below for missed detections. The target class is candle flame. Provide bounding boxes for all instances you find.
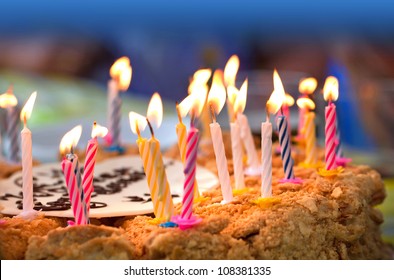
[146,92,163,129]
[323,76,339,101]
[128,112,148,135]
[284,93,295,107]
[110,57,132,91]
[224,54,240,87]
[226,86,238,107]
[299,77,318,95]
[296,97,315,110]
[177,94,194,118]
[180,87,207,118]
[233,78,248,114]
[188,69,211,94]
[0,86,18,108]
[59,125,82,155]
[20,91,37,122]
[91,122,108,138]
[207,69,226,114]
[266,70,285,114]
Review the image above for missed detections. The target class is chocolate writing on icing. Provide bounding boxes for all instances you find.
[0,167,152,211]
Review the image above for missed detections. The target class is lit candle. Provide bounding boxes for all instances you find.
[129,93,174,221]
[175,102,187,164]
[296,78,317,141]
[207,70,233,203]
[107,57,132,148]
[0,85,20,163]
[176,94,203,199]
[172,90,206,229]
[18,92,38,219]
[188,69,212,140]
[82,122,108,216]
[322,76,339,171]
[296,98,317,166]
[302,112,318,165]
[224,54,240,123]
[234,79,261,175]
[60,125,87,225]
[274,70,302,183]
[261,74,286,197]
[261,116,272,197]
[229,81,249,189]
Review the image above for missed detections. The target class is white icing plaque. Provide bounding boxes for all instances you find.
[0,156,218,218]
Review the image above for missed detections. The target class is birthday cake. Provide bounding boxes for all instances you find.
[0,136,392,260]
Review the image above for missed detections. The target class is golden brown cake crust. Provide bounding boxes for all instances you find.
[0,215,64,259]
[26,224,135,260]
[119,163,392,260]
[1,133,392,260]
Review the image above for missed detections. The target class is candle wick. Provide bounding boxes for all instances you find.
[280,106,284,116]
[190,112,195,128]
[146,118,155,138]
[135,122,141,138]
[175,102,183,124]
[70,145,74,155]
[265,104,270,123]
[23,115,27,128]
[209,103,216,123]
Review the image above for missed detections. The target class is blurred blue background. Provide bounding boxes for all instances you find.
[0,0,393,175]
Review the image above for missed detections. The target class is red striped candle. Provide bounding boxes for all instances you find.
[62,154,87,225]
[82,137,98,212]
[323,76,339,171]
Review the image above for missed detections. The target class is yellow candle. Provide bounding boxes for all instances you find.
[138,134,174,220]
[302,112,318,165]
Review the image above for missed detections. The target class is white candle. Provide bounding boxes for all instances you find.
[210,122,233,203]
[107,57,132,147]
[237,112,259,168]
[19,92,37,219]
[230,122,245,189]
[261,121,272,197]
[21,125,34,211]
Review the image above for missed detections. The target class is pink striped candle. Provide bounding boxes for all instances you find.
[82,122,108,215]
[82,137,98,213]
[62,153,87,225]
[325,102,337,170]
[180,125,198,219]
[322,76,339,171]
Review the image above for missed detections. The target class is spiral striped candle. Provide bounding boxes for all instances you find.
[108,80,122,146]
[230,122,245,189]
[82,137,98,213]
[277,115,295,179]
[176,122,187,163]
[209,122,233,203]
[7,105,20,162]
[62,154,87,225]
[303,112,317,165]
[261,121,272,197]
[176,122,200,199]
[181,127,198,219]
[138,137,174,220]
[237,113,259,168]
[21,126,34,212]
[325,103,337,170]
